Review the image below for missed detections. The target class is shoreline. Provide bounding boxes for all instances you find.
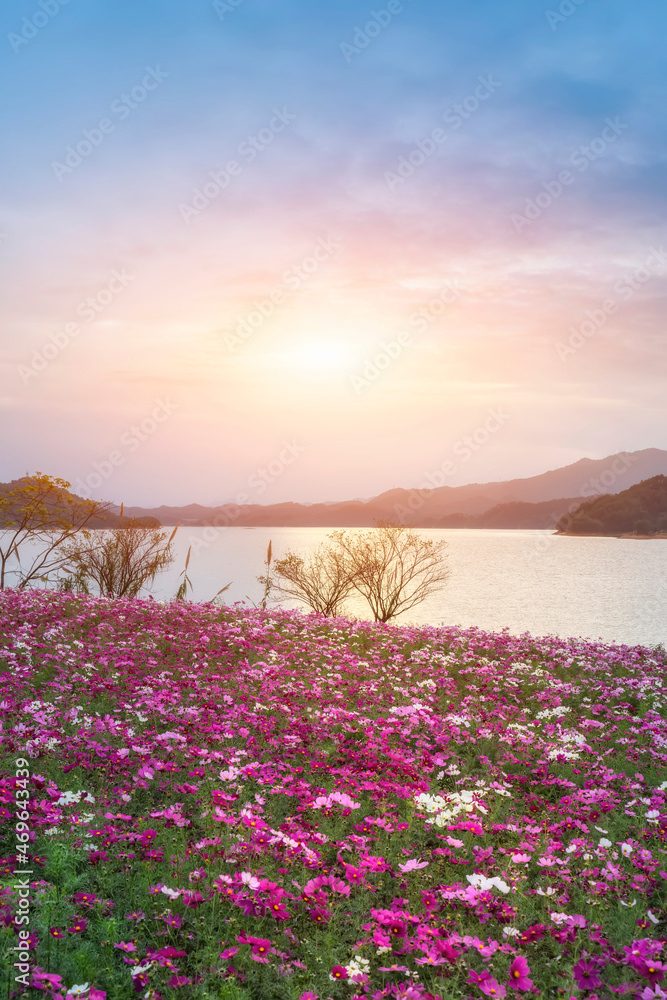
[555,530,667,539]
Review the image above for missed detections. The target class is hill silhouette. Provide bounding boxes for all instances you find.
[556,475,667,536]
[121,448,667,527]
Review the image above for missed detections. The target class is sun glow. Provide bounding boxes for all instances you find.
[282,338,359,373]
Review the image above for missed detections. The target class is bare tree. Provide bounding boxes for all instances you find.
[60,520,176,597]
[331,522,449,623]
[272,543,357,616]
[0,473,112,590]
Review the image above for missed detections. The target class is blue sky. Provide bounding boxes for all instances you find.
[1,0,666,504]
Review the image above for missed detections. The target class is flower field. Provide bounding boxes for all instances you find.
[1,590,666,1000]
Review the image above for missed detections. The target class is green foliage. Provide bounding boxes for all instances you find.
[557,474,667,535]
[60,520,176,597]
[0,472,111,589]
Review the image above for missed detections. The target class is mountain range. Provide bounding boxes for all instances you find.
[120,448,667,528]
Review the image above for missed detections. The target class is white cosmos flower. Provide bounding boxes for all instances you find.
[160,886,181,900]
[466,874,510,893]
[240,871,260,890]
[130,963,153,977]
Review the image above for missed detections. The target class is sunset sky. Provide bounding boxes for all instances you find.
[1,0,666,506]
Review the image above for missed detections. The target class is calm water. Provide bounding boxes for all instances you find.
[149,528,666,648]
[5,528,666,647]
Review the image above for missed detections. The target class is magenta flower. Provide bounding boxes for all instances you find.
[469,970,507,998]
[508,956,534,991]
[573,959,603,990]
[387,918,407,938]
[330,965,348,981]
[237,934,272,961]
[220,946,239,960]
[636,960,666,987]
[181,890,204,907]
[267,894,290,920]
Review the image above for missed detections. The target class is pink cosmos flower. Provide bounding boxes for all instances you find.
[636,961,666,987]
[114,941,137,952]
[508,956,534,991]
[245,935,272,959]
[267,894,290,920]
[469,970,507,997]
[573,959,603,990]
[387,918,407,938]
[435,938,460,963]
[330,965,348,981]
[344,865,365,884]
[398,858,429,873]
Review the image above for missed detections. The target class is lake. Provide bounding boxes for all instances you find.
[4,527,666,647]
[149,527,666,648]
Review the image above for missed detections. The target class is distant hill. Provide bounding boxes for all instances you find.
[0,477,159,529]
[122,448,667,527]
[556,475,667,536]
[5,450,666,532]
[444,497,583,529]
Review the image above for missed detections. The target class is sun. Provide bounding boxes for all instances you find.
[284,338,357,373]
